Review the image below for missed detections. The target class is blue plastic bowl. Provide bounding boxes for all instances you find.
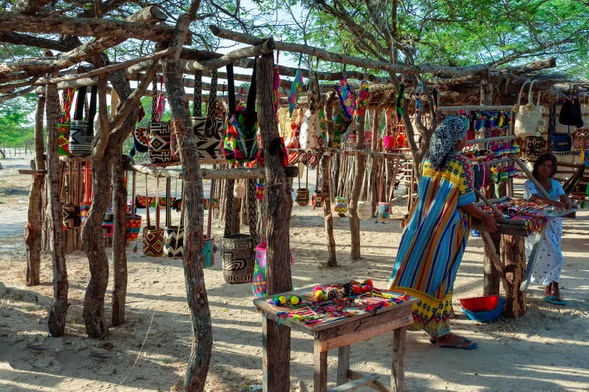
[462,297,505,322]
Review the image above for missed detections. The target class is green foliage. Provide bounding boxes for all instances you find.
[0,95,36,147]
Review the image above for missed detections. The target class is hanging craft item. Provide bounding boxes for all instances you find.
[102,211,114,237]
[376,202,391,222]
[333,197,349,217]
[222,233,255,284]
[523,136,547,161]
[514,80,545,137]
[135,195,155,209]
[192,69,224,160]
[79,162,92,223]
[573,128,589,151]
[558,86,584,128]
[223,62,259,163]
[357,201,372,220]
[142,176,164,257]
[288,57,304,115]
[354,81,370,121]
[130,103,149,156]
[295,163,310,206]
[336,74,356,120]
[162,177,183,259]
[551,133,572,153]
[62,163,81,229]
[69,85,97,157]
[299,73,323,150]
[202,178,217,269]
[255,182,265,200]
[234,180,246,199]
[252,242,268,298]
[311,190,324,209]
[148,76,174,164]
[57,88,74,156]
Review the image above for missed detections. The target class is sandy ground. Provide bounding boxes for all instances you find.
[1,155,589,392]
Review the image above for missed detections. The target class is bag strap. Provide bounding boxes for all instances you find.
[527,80,537,105]
[227,63,236,114]
[73,86,87,121]
[193,70,202,117]
[87,84,98,133]
[151,74,158,123]
[205,69,218,137]
[246,60,257,116]
[517,81,530,107]
[145,174,150,228]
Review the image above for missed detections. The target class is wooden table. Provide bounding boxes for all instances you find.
[253,286,417,392]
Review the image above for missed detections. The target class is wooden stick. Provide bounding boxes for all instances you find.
[474,189,504,217]
[480,231,508,288]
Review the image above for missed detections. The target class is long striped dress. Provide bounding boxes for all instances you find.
[388,152,475,337]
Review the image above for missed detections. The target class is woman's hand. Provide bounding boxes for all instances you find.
[480,213,500,233]
[551,200,566,210]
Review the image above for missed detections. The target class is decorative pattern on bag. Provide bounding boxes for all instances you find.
[63,204,81,229]
[354,81,370,120]
[149,122,173,164]
[58,88,74,156]
[133,126,150,154]
[524,136,547,160]
[376,202,391,222]
[223,63,259,163]
[299,109,322,149]
[191,69,224,160]
[551,134,572,153]
[333,105,352,135]
[336,78,356,120]
[142,226,164,257]
[202,237,215,268]
[126,215,142,242]
[164,226,184,259]
[69,85,97,157]
[252,242,268,298]
[573,128,589,151]
[288,69,304,115]
[222,233,254,284]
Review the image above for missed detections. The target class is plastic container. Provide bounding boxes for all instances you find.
[459,295,499,312]
[462,297,505,322]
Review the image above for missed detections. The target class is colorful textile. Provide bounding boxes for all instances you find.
[288,69,304,115]
[354,81,370,120]
[388,152,475,337]
[524,179,565,286]
[336,78,356,120]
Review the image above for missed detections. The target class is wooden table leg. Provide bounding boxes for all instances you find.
[314,338,328,392]
[336,345,351,385]
[391,326,406,392]
[502,234,527,317]
[262,318,291,392]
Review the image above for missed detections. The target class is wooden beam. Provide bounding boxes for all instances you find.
[210,26,489,77]
[36,48,174,85]
[0,10,172,42]
[130,163,299,180]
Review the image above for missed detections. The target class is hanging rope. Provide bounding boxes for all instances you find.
[247,179,259,244]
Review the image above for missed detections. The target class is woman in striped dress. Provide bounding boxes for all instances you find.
[388,116,499,350]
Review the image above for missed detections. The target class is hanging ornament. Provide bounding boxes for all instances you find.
[333,197,348,217]
[234,182,246,198]
[357,201,372,220]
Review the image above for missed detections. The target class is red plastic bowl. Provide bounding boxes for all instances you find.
[459,295,499,312]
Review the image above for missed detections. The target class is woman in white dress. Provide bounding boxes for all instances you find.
[524,153,573,305]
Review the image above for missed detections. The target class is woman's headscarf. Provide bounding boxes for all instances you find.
[428,116,467,170]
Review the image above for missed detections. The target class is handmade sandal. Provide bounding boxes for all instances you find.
[543,296,567,306]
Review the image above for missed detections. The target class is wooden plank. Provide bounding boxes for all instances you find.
[480,231,508,288]
[336,346,351,386]
[328,373,380,392]
[317,314,414,352]
[348,370,390,392]
[314,338,329,392]
[18,169,46,175]
[391,327,406,392]
[502,235,527,318]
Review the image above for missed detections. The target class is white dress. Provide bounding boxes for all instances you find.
[523,179,565,286]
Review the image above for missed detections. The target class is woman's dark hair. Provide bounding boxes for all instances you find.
[532,153,558,178]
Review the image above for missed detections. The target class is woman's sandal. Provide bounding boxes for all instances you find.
[543,296,567,305]
[429,335,478,350]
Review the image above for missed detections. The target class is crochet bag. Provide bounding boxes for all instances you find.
[192,69,224,160]
[69,85,97,157]
[148,77,175,164]
[523,136,547,160]
[223,62,259,163]
[514,80,545,137]
[559,89,584,128]
[57,88,74,156]
[142,178,164,257]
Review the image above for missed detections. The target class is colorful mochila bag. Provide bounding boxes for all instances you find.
[223,62,259,163]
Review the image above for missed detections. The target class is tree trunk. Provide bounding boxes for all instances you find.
[25,91,46,286]
[258,52,293,392]
[46,83,68,337]
[165,11,213,391]
[349,108,375,260]
[82,158,111,338]
[322,93,338,267]
[111,149,128,326]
